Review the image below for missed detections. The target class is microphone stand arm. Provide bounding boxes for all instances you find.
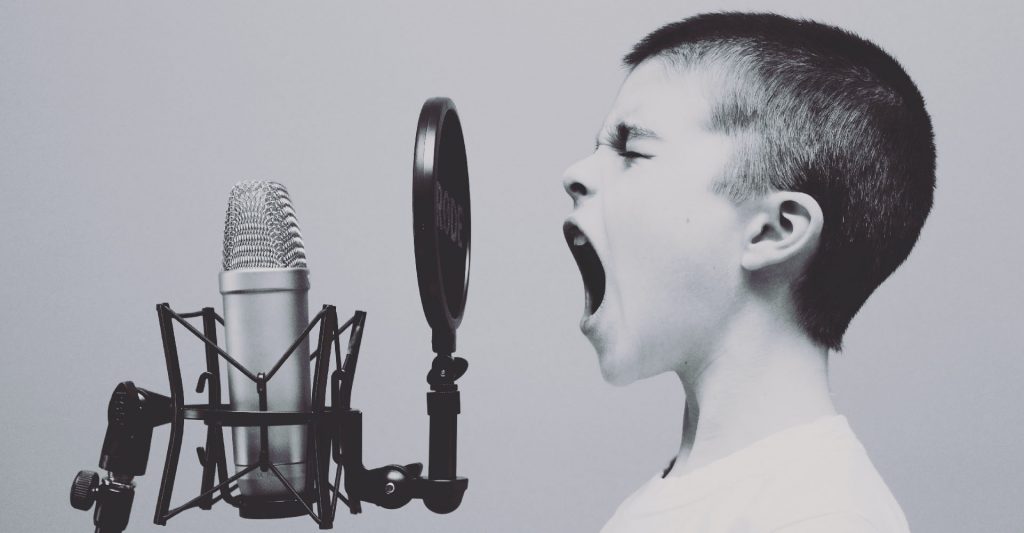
[422,351,469,513]
[70,382,173,533]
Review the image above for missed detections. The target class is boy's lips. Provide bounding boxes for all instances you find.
[563,219,606,318]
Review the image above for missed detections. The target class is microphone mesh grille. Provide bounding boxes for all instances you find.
[222,181,308,270]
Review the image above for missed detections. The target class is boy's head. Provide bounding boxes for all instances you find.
[563,12,935,384]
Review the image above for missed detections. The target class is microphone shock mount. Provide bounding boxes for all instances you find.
[69,304,468,532]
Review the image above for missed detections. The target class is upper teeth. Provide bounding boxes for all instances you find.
[573,234,588,247]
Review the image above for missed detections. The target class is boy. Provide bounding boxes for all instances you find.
[562,12,933,532]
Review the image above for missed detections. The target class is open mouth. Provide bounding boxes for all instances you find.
[563,221,606,316]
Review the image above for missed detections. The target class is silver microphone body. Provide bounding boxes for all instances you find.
[219,181,311,501]
[220,268,311,498]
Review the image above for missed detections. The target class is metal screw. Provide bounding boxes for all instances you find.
[384,482,396,495]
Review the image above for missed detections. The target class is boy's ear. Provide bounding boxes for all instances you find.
[741,192,823,272]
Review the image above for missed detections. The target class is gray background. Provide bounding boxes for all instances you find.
[2,1,1021,532]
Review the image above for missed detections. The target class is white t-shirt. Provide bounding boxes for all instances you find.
[600,416,909,533]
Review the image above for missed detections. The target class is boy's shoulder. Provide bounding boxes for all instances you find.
[745,416,909,532]
[601,416,909,533]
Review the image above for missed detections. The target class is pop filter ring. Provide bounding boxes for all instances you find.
[413,97,471,355]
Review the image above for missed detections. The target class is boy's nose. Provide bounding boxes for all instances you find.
[562,157,597,207]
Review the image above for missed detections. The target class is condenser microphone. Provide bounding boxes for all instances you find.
[219,181,312,509]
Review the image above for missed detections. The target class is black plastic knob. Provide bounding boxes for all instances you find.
[70,470,99,511]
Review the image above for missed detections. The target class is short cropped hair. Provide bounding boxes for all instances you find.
[625,12,936,350]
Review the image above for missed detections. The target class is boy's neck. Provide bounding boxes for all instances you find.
[667,308,835,477]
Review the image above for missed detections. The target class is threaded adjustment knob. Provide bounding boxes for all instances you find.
[70,470,99,511]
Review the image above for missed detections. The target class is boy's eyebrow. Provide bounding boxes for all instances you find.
[595,122,661,150]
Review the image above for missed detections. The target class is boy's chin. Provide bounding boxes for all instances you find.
[600,368,639,387]
[596,347,647,386]
[588,321,660,385]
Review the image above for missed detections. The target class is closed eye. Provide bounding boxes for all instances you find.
[595,123,656,163]
[618,150,651,161]
[593,140,647,158]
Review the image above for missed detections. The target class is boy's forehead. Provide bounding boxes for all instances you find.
[601,59,716,139]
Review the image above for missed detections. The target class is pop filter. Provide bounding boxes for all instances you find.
[413,97,470,355]
[412,98,470,513]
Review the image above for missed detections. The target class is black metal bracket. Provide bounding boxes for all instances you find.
[148,304,349,528]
